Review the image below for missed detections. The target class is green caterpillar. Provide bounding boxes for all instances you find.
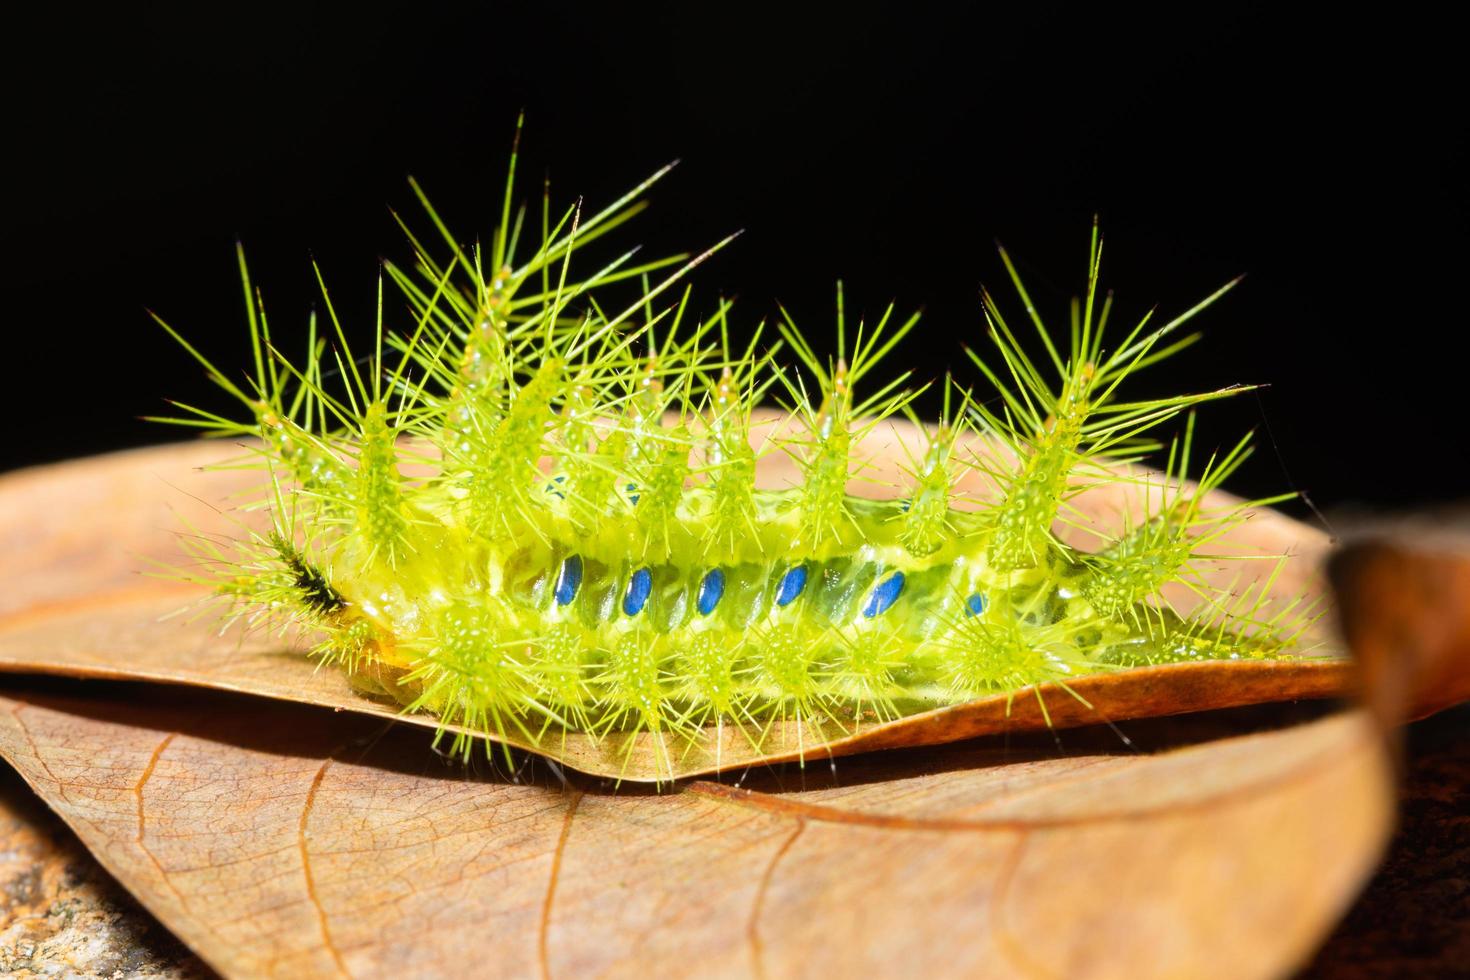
[154,129,1315,776]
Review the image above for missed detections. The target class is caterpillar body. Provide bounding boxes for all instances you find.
[156,133,1314,777]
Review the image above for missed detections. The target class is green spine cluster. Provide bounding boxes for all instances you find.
[155,128,1317,768]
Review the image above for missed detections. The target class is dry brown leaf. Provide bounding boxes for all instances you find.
[1328,516,1470,727]
[0,681,1394,979]
[0,440,1350,781]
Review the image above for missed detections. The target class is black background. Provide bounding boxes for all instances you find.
[10,2,1467,521]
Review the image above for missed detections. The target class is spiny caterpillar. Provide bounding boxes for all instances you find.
[154,131,1316,778]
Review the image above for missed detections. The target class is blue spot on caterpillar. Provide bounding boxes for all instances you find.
[696,568,725,616]
[775,564,808,607]
[862,570,905,618]
[625,482,640,506]
[966,593,988,616]
[554,555,582,607]
[623,567,652,616]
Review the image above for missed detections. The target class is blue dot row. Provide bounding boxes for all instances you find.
[553,554,981,623]
[555,556,715,618]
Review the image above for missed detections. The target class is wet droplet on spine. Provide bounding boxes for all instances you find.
[697,568,725,615]
[776,564,808,606]
[862,571,905,618]
[554,555,582,606]
[622,567,652,616]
